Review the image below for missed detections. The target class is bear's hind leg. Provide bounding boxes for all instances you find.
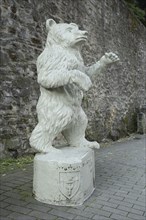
[62,108,100,149]
[29,123,60,153]
[30,105,73,153]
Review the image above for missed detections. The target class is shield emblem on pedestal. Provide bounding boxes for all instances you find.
[59,171,80,199]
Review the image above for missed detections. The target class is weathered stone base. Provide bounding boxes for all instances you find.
[33,147,95,206]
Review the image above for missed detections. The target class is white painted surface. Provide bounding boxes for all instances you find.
[33,147,95,206]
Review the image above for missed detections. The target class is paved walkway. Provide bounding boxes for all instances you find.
[0,135,145,220]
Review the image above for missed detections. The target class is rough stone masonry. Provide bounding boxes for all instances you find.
[0,0,146,157]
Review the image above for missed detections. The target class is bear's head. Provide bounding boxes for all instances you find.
[45,19,88,48]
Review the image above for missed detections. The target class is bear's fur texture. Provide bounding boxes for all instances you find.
[29,19,119,153]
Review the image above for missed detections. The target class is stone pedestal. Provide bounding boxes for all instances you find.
[33,147,95,206]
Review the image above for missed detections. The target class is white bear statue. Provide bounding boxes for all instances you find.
[29,19,119,153]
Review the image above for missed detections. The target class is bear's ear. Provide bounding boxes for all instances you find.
[46,19,56,32]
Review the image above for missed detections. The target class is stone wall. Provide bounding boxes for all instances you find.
[0,0,146,157]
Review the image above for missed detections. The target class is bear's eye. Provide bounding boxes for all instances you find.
[66,27,73,32]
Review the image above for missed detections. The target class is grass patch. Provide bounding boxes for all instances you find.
[19,191,33,200]
[0,155,34,174]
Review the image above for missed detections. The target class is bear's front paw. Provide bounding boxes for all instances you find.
[100,52,120,65]
[71,70,92,91]
[78,74,92,91]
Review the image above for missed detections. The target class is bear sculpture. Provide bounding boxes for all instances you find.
[30,19,119,153]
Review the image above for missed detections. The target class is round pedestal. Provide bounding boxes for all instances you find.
[33,147,95,206]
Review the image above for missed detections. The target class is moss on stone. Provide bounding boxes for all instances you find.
[0,155,34,174]
[123,112,137,133]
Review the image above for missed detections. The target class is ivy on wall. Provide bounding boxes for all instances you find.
[124,0,146,26]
